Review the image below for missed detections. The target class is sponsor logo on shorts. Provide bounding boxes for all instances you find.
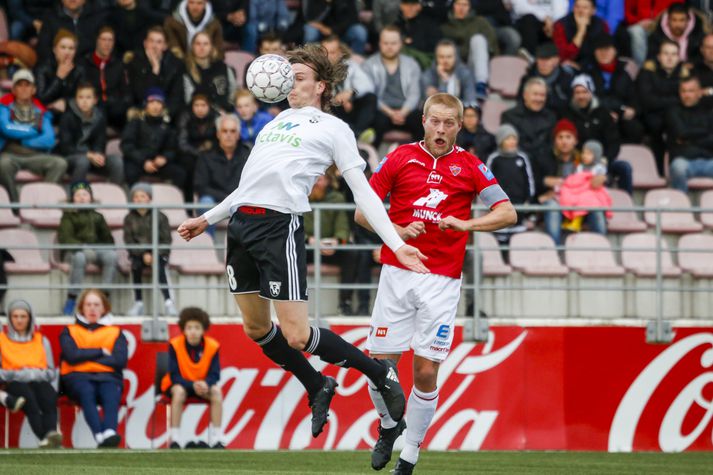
[436,324,451,339]
[375,327,388,338]
[269,281,282,297]
[432,339,449,347]
[429,346,450,353]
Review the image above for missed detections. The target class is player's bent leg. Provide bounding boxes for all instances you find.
[235,293,272,339]
[369,353,407,471]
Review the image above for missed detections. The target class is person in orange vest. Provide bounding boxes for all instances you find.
[160,307,223,449]
[59,289,127,448]
[0,299,61,447]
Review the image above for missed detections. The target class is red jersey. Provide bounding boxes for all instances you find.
[370,142,509,279]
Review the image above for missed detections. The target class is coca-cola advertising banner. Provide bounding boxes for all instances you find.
[2,323,712,452]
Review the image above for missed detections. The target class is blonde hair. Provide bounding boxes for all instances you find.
[186,32,219,84]
[423,93,464,121]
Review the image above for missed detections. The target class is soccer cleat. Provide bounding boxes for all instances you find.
[6,394,25,413]
[376,359,406,422]
[392,458,415,474]
[62,298,76,316]
[169,441,181,449]
[45,430,62,448]
[98,434,121,448]
[195,441,210,449]
[211,442,225,449]
[127,301,144,316]
[371,419,407,470]
[308,376,339,438]
[185,441,198,449]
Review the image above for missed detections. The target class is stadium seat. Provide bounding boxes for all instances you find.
[169,232,223,274]
[621,233,681,277]
[91,182,128,229]
[481,99,509,134]
[476,232,512,276]
[0,187,20,228]
[14,170,42,183]
[151,184,188,228]
[224,50,255,89]
[0,229,50,274]
[383,130,413,145]
[687,177,713,191]
[18,182,66,228]
[111,229,132,275]
[565,232,625,277]
[106,137,122,157]
[509,232,568,276]
[699,190,713,230]
[617,144,666,189]
[488,56,528,98]
[643,188,703,233]
[607,188,647,233]
[678,233,713,278]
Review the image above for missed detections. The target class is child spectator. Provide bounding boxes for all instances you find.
[234,89,271,146]
[124,183,176,317]
[183,32,236,113]
[58,181,117,316]
[0,299,61,448]
[34,29,84,116]
[160,307,223,449]
[59,289,127,448]
[558,140,611,233]
[456,105,496,159]
[121,87,185,188]
[485,124,536,246]
[177,92,219,202]
[58,83,124,184]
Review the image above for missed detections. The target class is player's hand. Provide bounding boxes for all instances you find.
[439,216,471,232]
[178,216,209,241]
[399,221,426,241]
[395,244,429,274]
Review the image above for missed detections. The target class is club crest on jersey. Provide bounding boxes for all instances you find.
[478,163,495,180]
[449,165,461,176]
[269,281,282,297]
[427,171,443,184]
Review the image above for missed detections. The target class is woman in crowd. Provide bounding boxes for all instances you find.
[34,29,84,115]
[183,32,236,113]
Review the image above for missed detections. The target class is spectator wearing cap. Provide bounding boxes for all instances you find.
[0,69,66,204]
[517,42,576,116]
[553,0,609,66]
[510,0,568,58]
[395,0,443,69]
[58,82,123,185]
[164,0,224,60]
[456,104,496,159]
[535,118,580,200]
[182,31,237,113]
[692,33,713,108]
[582,32,644,144]
[77,26,130,129]
[648,3,708,64]
[637,39,690,174]
[421,39,478,106]
[563,73,633,195]
[36,0,108,62]
[666,75,713,192]
[194,114,251,237]
[441,0,498,100]
[177,91,219,202]
[58,181,117,316]
[302,0,368,55]
[502,76,557,167]
[34,29,84,117]
[123,183,176,316]
[125,26,186,121]
[121,87,185,188]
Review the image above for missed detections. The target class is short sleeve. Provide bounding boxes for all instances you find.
[331,119,367,174]
[368,150,398,201]
[473,158,510,208]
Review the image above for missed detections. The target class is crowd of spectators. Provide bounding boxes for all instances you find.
[0,0,712,316]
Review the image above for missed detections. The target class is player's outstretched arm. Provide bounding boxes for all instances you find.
[355,209,426,241]
[439,201,517,232]
[343,168,429,273]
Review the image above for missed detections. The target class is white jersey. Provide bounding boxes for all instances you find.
[225,106,364,215]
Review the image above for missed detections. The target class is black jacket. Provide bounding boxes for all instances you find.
[37,3,108,61]
[665,102,713,159]
[563,97,621,160]
[501,103,556,166]
[517,64,576,116]
[396,11,443,54]
[485,150,536,223]
[125,48,185,119]
[177,108,219,159]
[636,60,689,131]
[582,59,638,115]
[456,124,496,160]
[109,3,161,57]
[184,61,236,112]
[34,57,84,106]
[58,100,107,156]
[77,52,129,123]
[692,61,713,109]
[193,144,252,202]
[472,0,512,25]
[120,114,177,167]
[302,0,360,36]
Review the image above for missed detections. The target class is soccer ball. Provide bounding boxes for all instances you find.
[246,54,295,104]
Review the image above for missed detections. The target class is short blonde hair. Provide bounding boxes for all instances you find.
[423,93,464,121]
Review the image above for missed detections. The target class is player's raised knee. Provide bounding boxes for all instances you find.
[243,320,272,340]
[171,384,187,401]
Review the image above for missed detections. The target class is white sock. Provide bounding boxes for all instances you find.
[171,428,181,445]
[368,382,397,429]
[94,432,104,444]
[400,387,439,465]
[208,425,222,444]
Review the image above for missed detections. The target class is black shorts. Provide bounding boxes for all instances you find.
[225,206,308,301]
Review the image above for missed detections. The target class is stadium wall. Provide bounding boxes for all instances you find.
[1,318,711,452]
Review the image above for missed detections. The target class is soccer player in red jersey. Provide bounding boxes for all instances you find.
[356,93,517,474]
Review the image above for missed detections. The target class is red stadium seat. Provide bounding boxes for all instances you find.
[91,182,128,229]
[480,99,509,134]
[700,190,713,230]
[509,231,568,276]
[0,228,50,274]
[488,56,528,98]
[565,232,625,277]
[0,186,20,228]
[621,232,681,277]
[678,233,713,278]
[643,188,703,233]
[224,50,255,89]
[169,232,223,274]
[617,144,666,189]
[151,184,188,229]
[475,232,512,276]
[606,188,647,233]
[18,182,66,228]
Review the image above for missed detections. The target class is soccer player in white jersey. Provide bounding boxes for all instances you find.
[177,44,428,439]
[355,93,517,474]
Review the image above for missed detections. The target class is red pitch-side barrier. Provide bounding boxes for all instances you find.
[1,323,712,451]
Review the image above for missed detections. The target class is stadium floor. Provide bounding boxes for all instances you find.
[0,450,712,474]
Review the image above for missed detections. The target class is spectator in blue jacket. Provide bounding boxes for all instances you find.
[0,69,66,204]
[234,89,271,146]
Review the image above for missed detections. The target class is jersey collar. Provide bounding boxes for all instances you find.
[418,141,456,161]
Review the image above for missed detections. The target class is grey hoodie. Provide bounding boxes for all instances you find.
[362,53,422,114]
[0,300,57,384]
